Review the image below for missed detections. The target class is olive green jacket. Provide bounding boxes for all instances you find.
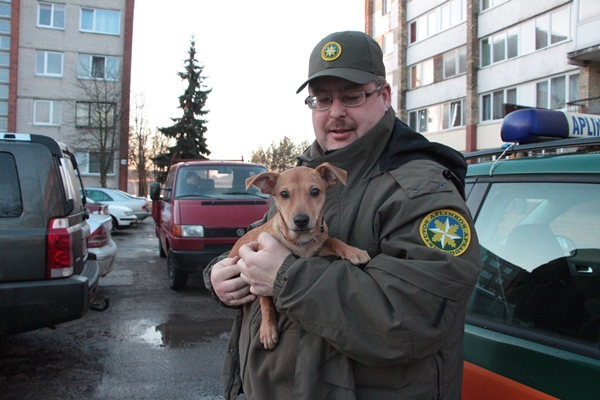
[204,108,482,400]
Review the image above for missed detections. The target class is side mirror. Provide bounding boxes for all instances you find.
[149,182,161,201]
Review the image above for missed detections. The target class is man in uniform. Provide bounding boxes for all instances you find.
[205,31,481,400]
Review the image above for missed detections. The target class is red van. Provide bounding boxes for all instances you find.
[149,161,270,290]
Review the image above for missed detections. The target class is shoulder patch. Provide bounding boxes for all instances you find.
[419,209,471,256]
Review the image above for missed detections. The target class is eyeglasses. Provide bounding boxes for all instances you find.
[304,84,383,111]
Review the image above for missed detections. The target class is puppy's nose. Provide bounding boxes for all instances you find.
[293,214,310,229]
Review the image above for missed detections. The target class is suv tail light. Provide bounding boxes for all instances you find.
[47,217,74,278]
[88,224,108,248]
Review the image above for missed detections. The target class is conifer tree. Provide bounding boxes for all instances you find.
[154,37,211,174]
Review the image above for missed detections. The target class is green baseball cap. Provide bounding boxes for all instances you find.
[296,31,385,94]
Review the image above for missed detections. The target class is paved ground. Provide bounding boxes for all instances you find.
[0,220,239,399]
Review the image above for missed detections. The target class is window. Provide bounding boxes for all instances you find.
[537,74,579,110]
[80,8,120,35]
[0,51,8,66]
[0,68,8,82]
[0,101,7,115]
[481,28,519,67]
[38,2,65,29]
[536,8,569,50]
[442,100,465,129]
[383,32,393,55]
[34,100,61,125]
[0,84,7,99]
[0,36,8,50]
[0,117,6,132]
[467,182,600,346]
[383,0,392,15]
[0,152,22,218]
[0,3,9,18]
[35,50,63,77]
[410,58,433,89]
[409,0,465,44]
[78,54,119,80]
[482,88,516,121]
[0,20,9,34]
[481,0,508,12]
[76,152,115,175]
[443,47,466,78]
[76,102,115,128]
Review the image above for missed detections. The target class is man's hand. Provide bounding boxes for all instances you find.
[210,256,256,306]
[238,232,292,297]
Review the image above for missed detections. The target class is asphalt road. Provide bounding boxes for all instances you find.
[0,220,239,399]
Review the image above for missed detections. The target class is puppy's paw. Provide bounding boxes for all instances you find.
[260,324,279,351]
[344,248,371,265]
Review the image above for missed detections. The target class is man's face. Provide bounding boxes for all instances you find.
[308,76,391,152]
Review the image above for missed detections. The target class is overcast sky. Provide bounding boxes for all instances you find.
[130,0,365,161]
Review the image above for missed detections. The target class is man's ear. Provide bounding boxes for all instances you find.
[246,172,279,195]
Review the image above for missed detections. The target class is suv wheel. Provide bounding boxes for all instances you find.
[167,250,187,291]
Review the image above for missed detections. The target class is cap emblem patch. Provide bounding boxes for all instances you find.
[419,209,471,256]
[321,41,342,62]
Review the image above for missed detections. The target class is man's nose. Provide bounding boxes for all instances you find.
[329,97,347,118]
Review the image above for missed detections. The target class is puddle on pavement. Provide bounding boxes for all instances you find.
[139,316,233,348]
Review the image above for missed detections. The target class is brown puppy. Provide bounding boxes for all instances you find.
[229,162,371,350]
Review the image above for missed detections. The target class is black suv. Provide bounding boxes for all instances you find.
[0,133,101,337]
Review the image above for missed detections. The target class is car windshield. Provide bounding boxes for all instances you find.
[174,165,267,198]
[468,182,600,345]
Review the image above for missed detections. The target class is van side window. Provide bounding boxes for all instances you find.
[468,182,600,346]
[0,152,22,218]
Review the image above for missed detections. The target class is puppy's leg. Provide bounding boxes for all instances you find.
[321,238,371,265]
[259,295,279,350]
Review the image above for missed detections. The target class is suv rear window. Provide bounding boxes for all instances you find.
[0,152,22,218]
[468,182,600,346]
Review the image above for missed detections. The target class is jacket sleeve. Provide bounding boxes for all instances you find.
[272,160,482,367]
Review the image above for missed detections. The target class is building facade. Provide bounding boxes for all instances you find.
[2,0,134,190]
[366,0,600,152]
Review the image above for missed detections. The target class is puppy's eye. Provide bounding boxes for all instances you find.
[310,188,320,197]
[280,191,289,199]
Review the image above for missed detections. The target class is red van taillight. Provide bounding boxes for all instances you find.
[47,217,74,278]
[88,224,108,248]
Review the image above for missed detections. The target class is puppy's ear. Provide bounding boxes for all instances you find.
[246,172,279,195]
[316,163,347,188]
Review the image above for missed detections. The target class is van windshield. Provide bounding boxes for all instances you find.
[175,165,267,198]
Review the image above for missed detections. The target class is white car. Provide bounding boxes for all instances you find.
[85,187,149,221]
[86,198,137,230]
[87,213,117,277]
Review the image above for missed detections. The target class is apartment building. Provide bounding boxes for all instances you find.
[2,0,134,190]
[366,0,600,152]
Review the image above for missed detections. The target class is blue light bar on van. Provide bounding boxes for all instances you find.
[501,109,600,144]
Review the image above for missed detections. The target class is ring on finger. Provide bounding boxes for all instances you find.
[230,292,234,300]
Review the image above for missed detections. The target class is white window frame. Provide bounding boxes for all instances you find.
[481,0,508,12]
[35,50,63,77]
[383,0,392,15]
[37,2,66,29]
[80,8,120,35]
[536,73,580,110]
[481,88,517,122]
[410,58,434,89]
[535,7,570,51]
[76,101,116,128]
[382,31,393,55]
[443,46,467,79]
[34,100,62,126]
[481,27,519,67]
[78,54,119,80]
[75,151,115,175]
[409,0,465,45]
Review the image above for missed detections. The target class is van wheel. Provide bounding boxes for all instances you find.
[158,240,166,258]
[167,250,187,291]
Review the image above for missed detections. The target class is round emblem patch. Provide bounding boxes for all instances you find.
[321,41,342,61]
[419,209,471,256]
